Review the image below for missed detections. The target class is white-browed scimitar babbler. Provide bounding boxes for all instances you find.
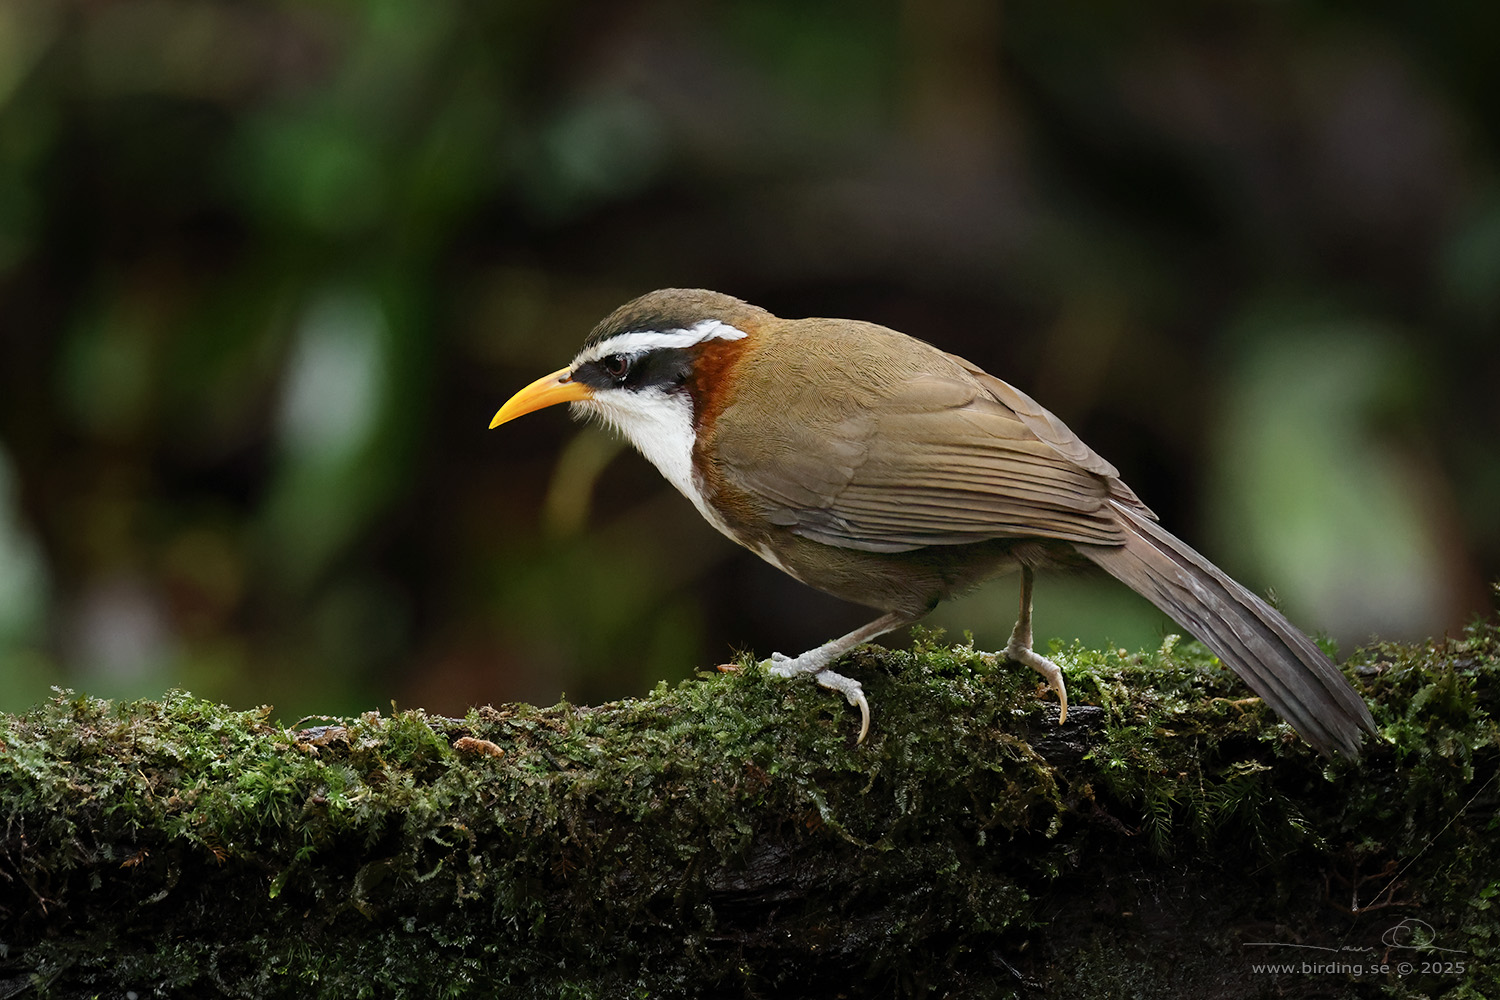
[491,288,1377,756]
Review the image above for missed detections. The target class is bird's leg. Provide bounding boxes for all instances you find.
[765,610,918,743]
[1002,565,1069,724]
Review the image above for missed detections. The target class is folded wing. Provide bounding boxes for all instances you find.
[714,351,1137,553]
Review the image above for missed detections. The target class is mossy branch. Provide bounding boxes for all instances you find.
[3,620,1499,999]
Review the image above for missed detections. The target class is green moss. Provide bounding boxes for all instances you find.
[2,619,1499,998]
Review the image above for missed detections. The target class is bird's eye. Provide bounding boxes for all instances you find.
[602,354,630,379]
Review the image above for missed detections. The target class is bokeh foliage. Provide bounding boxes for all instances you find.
[0,0,1496,718]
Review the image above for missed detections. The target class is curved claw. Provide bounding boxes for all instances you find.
[762,656,871,743]
[1002,643,1069,724]
[811,668,871,744]
[852,688,871,744]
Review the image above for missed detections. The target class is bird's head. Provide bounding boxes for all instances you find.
[490,288,771,497]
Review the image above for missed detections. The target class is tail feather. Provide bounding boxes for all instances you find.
[1079,501,1377,758]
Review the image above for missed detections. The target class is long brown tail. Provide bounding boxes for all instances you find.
[1078,501,1377,758]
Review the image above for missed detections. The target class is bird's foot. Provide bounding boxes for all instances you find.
[766,650,825,678]
[765,652,871,743]
[1000,641,1069,725]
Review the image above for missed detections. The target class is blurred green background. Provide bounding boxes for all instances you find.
[1,0,1496,720]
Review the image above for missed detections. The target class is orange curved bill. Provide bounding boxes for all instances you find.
[489,367,592,428]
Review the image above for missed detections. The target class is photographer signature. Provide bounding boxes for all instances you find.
[1246,918,1466,956]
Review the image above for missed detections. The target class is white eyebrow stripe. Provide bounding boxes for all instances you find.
[573,319,747,366]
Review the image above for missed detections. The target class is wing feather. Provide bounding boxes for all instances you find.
[711,325,1142,554]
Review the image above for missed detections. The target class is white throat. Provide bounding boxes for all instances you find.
[573,390,735,537]
[565,317,752,538]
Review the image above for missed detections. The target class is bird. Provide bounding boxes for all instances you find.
[489,288,1377,757]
